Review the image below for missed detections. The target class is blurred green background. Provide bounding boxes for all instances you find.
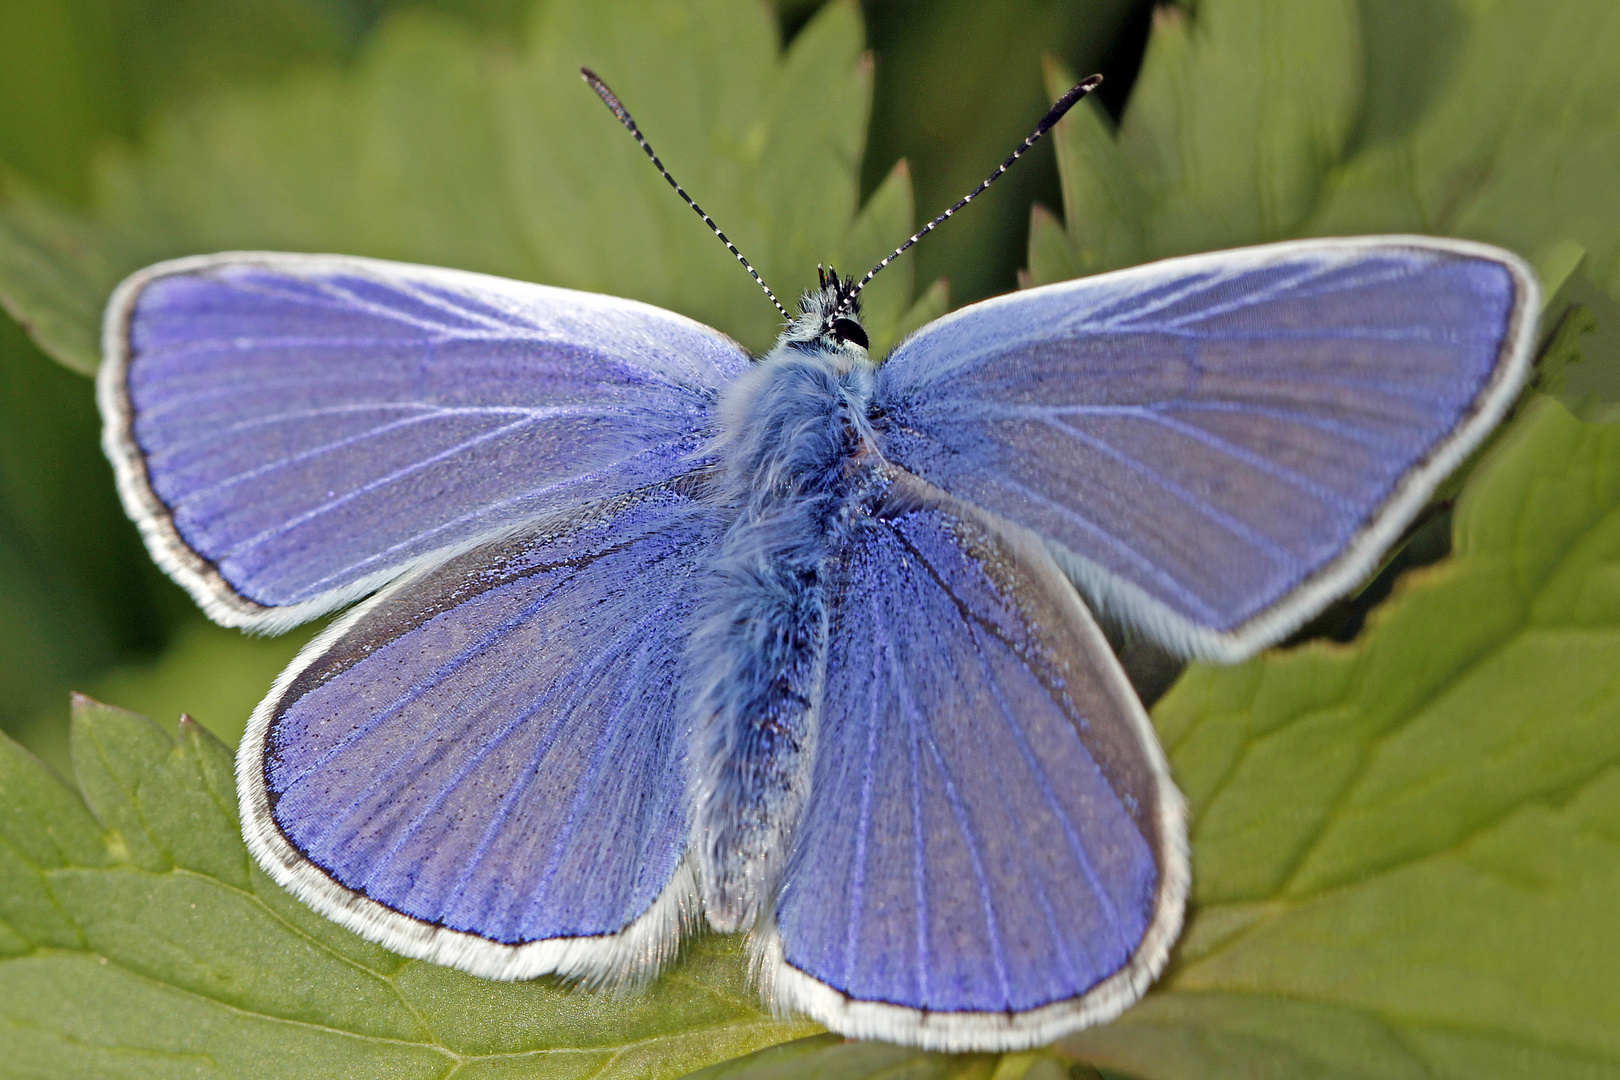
[0,0,1147,771]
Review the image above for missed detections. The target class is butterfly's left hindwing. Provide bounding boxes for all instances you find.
[763,473,1187,1052]
[239,482,721,984]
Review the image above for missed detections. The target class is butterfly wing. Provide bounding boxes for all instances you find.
[101,253,749,631]
[874,236,1538,660]
[763,472,1186,1051]
[239,481,721,982]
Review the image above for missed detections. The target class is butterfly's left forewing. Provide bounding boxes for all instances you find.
[763,473,1186,1052]
[103,253,749,632]
[240,481,721,983]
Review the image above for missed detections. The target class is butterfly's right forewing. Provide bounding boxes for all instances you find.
[875,237,1537,660]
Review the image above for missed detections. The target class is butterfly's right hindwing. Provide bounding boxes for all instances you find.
[762,473,1188,1051]
[239,482,722,984]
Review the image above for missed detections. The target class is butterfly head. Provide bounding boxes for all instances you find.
[775,265,869,370]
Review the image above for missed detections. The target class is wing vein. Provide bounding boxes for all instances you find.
[893,452,1222,621]
[839,589,889,985]
[1034,416,1294,564]
[352,600,670,903]
[890,566,1014,1005]
[151,402,631,466]
[282,452,701,602]
[516,629,670,929]
[961,622,1082,985]
[1004,406,1354,511]
[278,575,571,794]
[217,416,543,559]
[906,677,932,1005]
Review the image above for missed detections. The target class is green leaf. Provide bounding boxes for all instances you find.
[1538,265,1620,420]
[0,0,127,202]
[1308,0,1620,298]
[860,0,1137,306]
[0,697,815,1078]
[0,309,188,762]
[1533,303,1601,405]
[1027,61,1146,283]
[677,1034,999,1080]
[0,723,108,954]
[675,1039,1125,1080]
[84,617,316,750]
[1126,0,1361,251]
[0,0,927,367]
[1031,0,1362,280]
[8,614,315,780]
[0,0,535,206]
[0,178,143,375]
[1031,0,1620,303]
[1054,397,1620,1079]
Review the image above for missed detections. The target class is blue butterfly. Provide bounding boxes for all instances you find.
[97,69,1538,1052]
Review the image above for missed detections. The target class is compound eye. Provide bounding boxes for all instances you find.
[830,317,869,350]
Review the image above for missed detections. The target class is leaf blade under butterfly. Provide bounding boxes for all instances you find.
[1052,398,1620,1080]
[0,696,818,1078]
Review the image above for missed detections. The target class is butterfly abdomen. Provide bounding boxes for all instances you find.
[689,349,880,932]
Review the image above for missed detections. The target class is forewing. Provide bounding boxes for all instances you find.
[101,253,750,630]
[875,237,1538,659]
[764,474,1186,1051]
[238,482,721,982]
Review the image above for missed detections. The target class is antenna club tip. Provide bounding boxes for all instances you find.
[1042,73,1104,130]
[582,67,626,115]
[1056,73,1104,106]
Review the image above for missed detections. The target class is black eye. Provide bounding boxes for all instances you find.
[830,318,868,350]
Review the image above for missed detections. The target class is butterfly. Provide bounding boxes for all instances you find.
[97,68,1539,1052]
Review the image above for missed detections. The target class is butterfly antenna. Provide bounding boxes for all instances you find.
[835,74,1104,317]
[582,67,791,322]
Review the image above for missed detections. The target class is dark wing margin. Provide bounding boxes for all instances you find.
[237,482,720,984]
[760,471,1187,1051]
[875,236,1539,661]
[100,252,749,633]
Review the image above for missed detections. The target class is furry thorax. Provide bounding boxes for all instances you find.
[686,277,882,932]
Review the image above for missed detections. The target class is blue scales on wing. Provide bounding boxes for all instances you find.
[242,483,723,981]
[874,239,1535,659]
[103,254,750,628]
[767,475,1185,1050]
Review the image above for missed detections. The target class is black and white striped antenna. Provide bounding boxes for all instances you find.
[581,67,791,322]
[833,73,1103,318]
[583,66,1102,330]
